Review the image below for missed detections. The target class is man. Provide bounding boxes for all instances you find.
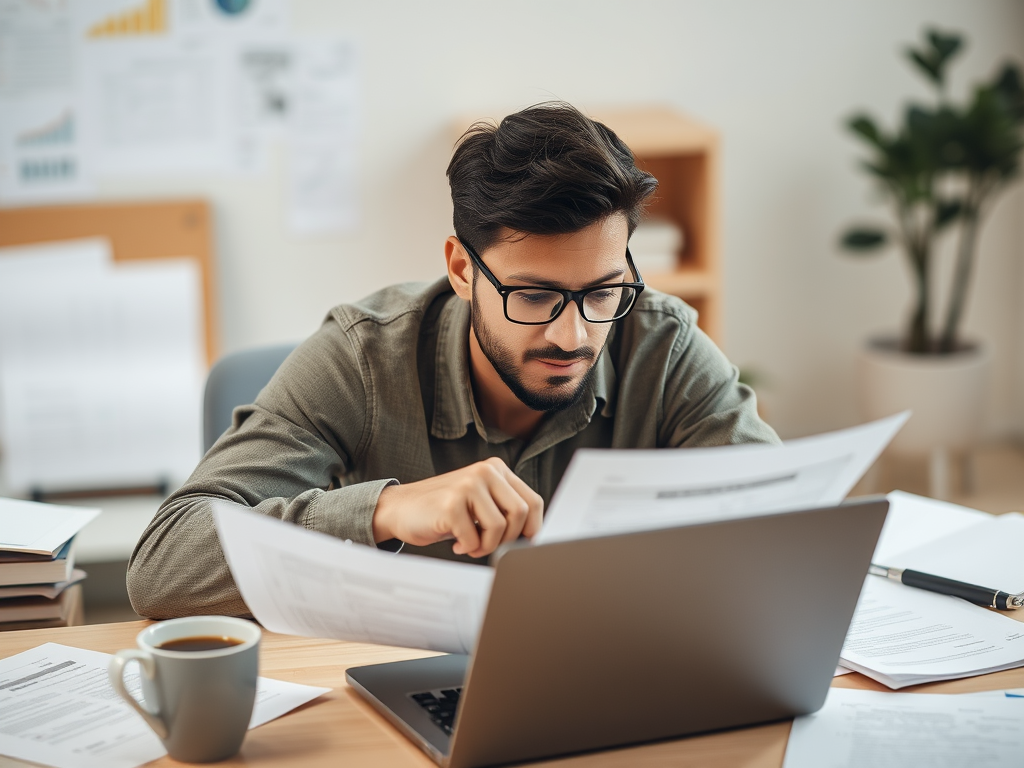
[127,102,779,619]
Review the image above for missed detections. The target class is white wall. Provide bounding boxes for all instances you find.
[96,0,1024,439]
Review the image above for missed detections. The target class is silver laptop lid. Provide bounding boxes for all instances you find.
[444,498,887,768]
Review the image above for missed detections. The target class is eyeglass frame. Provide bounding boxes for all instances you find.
[458,238,645,326]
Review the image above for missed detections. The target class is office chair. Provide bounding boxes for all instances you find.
[202,344,297,453]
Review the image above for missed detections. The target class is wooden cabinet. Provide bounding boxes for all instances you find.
[591,108,721,342]
[452,106,721,342]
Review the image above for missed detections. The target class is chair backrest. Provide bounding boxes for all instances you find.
[203,344,297,453]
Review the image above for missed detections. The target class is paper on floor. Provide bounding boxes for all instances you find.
[840,577,1024,689]
[782,687,1024,768]
[535,412,908,544]
[214,504,493,654]
[0,642,329,768]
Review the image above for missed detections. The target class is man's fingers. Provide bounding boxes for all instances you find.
[449,511,481,556]
[498,466,545,539]
[480,466,532,544]
[466,492,507,556]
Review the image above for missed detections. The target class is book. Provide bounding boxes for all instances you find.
[0,538,74,587]
[0,569,85,599]
[0,587,78,624]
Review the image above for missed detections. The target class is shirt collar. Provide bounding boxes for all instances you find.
[430,295,619,443]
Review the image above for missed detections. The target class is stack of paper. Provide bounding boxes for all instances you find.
[0,498,99,627]
[627,217,684,274]
[783,687,1024,768]
[839,492,1024,688]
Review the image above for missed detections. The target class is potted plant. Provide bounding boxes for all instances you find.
[840,28,1023,498]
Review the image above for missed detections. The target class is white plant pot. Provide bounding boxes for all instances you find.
[857,339,990,499]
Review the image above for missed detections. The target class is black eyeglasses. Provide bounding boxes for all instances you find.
[460,239,645,325]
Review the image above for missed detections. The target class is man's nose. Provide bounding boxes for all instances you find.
[544,300,588,351]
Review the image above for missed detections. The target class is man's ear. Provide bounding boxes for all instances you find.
[445,236,473,301]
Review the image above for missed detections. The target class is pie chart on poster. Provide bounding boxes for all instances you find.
[214,0,251,15]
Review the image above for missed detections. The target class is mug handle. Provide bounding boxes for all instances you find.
[108,649,169,739]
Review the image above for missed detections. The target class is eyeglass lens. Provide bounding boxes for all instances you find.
[506,286,638,323]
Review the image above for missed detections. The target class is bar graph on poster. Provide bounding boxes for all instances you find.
[87,0,168,38]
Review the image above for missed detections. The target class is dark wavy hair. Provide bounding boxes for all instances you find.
[447,102,658,253]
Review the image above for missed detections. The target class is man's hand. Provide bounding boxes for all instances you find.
[371,458,544,558]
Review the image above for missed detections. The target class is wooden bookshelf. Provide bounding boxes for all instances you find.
[590,108,721,342]
[453,107,722,343]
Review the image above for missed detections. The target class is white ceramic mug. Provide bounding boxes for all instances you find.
[108,616,260,763]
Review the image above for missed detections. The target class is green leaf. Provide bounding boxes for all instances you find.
[906,48,941,85]
[848,114,884,147]
[840,228,888,251]
[927,30,963,62]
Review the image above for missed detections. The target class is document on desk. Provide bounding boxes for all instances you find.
[0,643,330,768]
[214,504,493,655]
[839,577,1024,689]
[872,491,990,563]
[886,511,1024,594]
[535,412,908,544]
[782,687,1024,768]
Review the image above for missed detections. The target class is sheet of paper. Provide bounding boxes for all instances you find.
[0,498,99,555]
[0,1,91,203]
[0,237,110,275]
[887,512,1024,595]
[873,491,991,563]
[287,38,359,234]
[79,34,241,175]
[214,503,493,654]
[0,643,329,768]
[535,412,908,544]
[782,687,1024,768]
[0,259,204,493]
[0,0,76,96]
[840,577,1024,688]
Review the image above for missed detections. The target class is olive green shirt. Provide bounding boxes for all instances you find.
[127,278,779,619]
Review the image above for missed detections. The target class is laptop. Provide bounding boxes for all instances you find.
[347,498,888,768]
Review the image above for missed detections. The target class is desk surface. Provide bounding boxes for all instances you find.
[1,619,1023,768]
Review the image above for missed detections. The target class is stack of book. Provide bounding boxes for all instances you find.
[0,498,100,630]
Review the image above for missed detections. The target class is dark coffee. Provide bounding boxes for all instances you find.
[156,635,244,652]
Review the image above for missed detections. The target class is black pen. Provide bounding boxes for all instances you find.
[869,563,1024,611]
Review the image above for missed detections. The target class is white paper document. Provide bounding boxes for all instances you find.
[535,412,908,544]
[287,38,359,234]
[0,259,205,493]
[0,237,110,276]
[887,512,1024,595]
[782,687,1024,768]
[0,498,99,556]
[214,504,493,655]
[872,491,990,564]
[0,643,329,768]
[839,577,1024,689]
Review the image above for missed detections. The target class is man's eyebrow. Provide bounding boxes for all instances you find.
[504,266,626,288]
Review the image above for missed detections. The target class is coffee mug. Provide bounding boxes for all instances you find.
[108,615,260,763]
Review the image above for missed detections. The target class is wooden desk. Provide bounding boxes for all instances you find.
[1,619,1022,768]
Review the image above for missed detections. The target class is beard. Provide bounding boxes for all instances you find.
[471,280,601,413]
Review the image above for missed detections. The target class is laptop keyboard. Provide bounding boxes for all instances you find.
[410,687,463,735]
